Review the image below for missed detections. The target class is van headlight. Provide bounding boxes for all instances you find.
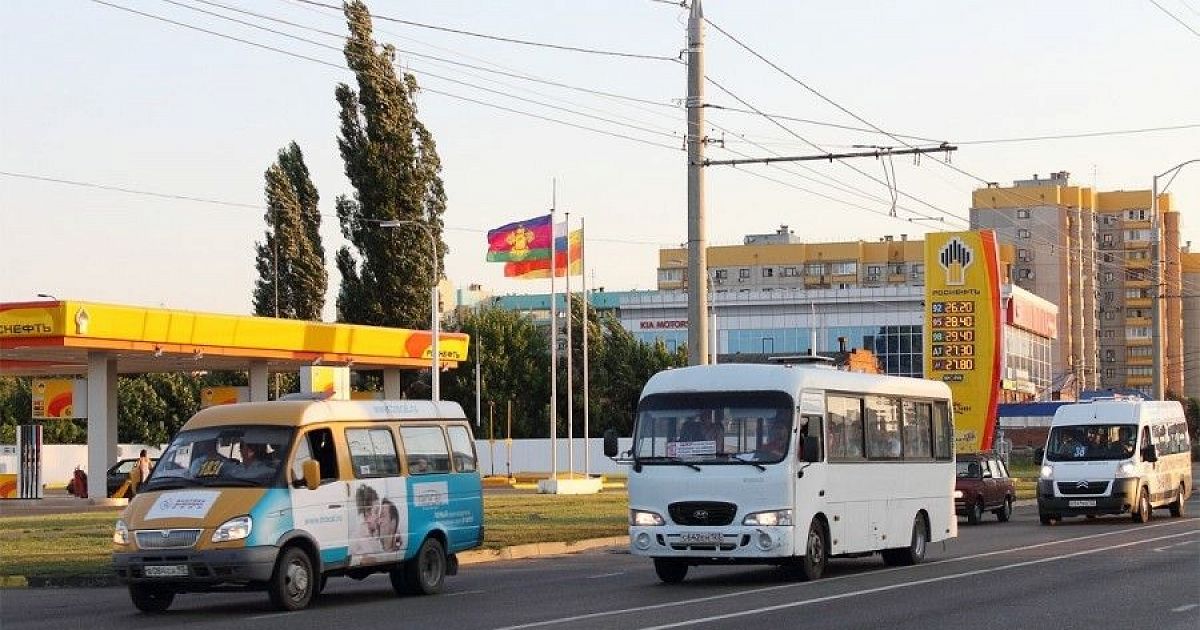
[1040,465,1054,480]
[630,510,665,526]
[1116,462,1136,478]
[742,509,793,527]
[113,519,130,545]
[211,515,253,542]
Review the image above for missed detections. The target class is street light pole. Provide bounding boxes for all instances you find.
[1150,158,1199,401]
[379,219,440,401]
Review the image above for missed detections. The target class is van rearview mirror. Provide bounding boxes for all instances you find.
[302,459,321,490]
[603,429,619,458]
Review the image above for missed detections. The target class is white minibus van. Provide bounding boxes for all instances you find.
[605,363,956,583]
[1035,398,1191,524]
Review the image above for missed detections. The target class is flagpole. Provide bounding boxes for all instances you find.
[549,182,558,482]
[565,211,574,479]
[581,216,591,477]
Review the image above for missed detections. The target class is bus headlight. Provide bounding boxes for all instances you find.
[113,519,130,545]
[742,509,793,527]
[630,510,665,526]
[1116,462,1136,478]
[1040,465,1054,480]
[211,515,253,543]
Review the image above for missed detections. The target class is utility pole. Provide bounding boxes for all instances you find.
[1150,158,1199,400]
[686,0,709,366]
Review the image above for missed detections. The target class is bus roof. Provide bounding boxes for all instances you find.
[1051,399,1184,426]
[183,399,468,430]
[640,364,951,400]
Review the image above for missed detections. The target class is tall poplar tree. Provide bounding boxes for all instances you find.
[334,0,447,328]
[252,142,327,320]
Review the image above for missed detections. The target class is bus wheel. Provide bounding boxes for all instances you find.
[128,584,174,613]
[267,546,316,611]
[793,518,828,580]
[653,558,688,584]
[1169,483,1187,518]
[1132,487,1152,523]
[403,537,446,595]
[882,513,927,567]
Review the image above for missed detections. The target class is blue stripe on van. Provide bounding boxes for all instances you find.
[321,546,349,564]
[247,488,294,546]
[406,473,483,559]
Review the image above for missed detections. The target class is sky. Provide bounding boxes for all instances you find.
[2,0,1198,322]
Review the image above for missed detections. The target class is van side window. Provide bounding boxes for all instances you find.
[446,426,478,473]
[292,428,338,485]
[400,426,451,475]
[345,428,401,478]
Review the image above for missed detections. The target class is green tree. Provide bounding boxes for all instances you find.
[334,0,447,329]
[253,142,327,321]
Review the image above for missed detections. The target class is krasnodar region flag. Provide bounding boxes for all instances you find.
[486,214,552,262]
[504,226,582,278]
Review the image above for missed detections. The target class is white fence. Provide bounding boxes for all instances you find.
[1,438,636,487]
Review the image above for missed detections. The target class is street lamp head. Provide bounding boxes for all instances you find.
[36,293,58,301]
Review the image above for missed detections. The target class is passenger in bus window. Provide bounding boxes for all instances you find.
[759,420,790,459]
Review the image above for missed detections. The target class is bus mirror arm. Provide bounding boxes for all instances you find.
[797,462,811,479]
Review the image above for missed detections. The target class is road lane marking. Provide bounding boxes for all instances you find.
[638,530,1200,630]
[586,572,625,579]
[1153,540,1197,552]
[1172,603,1198,613]
[447,589,486,597]
[491,518,1197,630]
[246,612,294,620]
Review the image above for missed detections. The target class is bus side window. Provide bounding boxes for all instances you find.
[932,401,952,461]
[801,414,823,461]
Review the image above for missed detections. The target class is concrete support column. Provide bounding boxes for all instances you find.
[249,361,270,402]
[383,369,403,400]
[86,352,118,500]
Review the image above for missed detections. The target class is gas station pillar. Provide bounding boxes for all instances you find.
[86,352,118,500]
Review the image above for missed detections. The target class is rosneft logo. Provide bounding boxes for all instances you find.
[938,238,974,286]
[0,323,53,336]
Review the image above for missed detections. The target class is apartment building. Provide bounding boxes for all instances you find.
[1184,249,1200,400]
[970,171,1185,397]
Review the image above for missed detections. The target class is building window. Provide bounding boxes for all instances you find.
[762,267,774,278]
[1125,269,1146,282]
[781,267,799,277]
[910,263,924,278]
[1126,327,1151,339]
[739,268,750,280]
[805,263,824,276]
[762,337,775,353]
[1018,249,1030,262]
[1103,291,1114,302]
[1017,209,1030,219]
[1102,234,1114,246]
[1104,368,1116,378]
[1104,349,1115,362]
[1019,268,1034,280]
[1103,311,1114,321]
[1128,346,1153,358]
[714,269,728,280]
[1128,250,1148,260]
[1125,229,1148,241]
[888,263,905,275]
[1125,209,1147,221]
[1018,229,1031,239]
[1104,329,1115,339]
[1102,271,1113,282]
[1127,366,1152,377]
[832,261,857,275]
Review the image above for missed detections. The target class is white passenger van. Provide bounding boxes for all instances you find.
[1036,398,1191,524]
[113,399,483,612]
[604,363,956,583]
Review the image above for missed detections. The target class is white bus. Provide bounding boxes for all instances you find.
[605,363,956,583]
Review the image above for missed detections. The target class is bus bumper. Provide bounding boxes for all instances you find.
[628,526,796,562]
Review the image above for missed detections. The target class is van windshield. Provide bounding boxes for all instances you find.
[1045,424,1136,462]
[633,391,794,465]
[143,426,294,490]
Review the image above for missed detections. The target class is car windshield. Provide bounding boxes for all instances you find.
[955,460,983,478]
[1045,424,1137,462]
[633,391,794,465]
[143,426,294,490]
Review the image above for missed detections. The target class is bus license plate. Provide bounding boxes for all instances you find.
[144,564,188,577]
[679,532,722,544]
[1068,500,1096,508]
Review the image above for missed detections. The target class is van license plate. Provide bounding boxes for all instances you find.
[144,564,188,577]
[1068,500,1097,508]
[679,532,722,544]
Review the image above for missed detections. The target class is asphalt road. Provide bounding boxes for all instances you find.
[3,494,1197,629]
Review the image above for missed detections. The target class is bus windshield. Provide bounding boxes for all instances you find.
[143,425,294,490]
[1045,424,1136,462]
[633,391,794,465]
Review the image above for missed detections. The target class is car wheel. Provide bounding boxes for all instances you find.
[882,513,928,566]
[653,558,689,584]
[128,584,174,613]
[1131,487,1152,524]
[267,546,316,611]
[403,537,446,595]
[966,498,983,525]
[1038,513,1057,526]
[1169,483,1187,518]
[994,497,1012,522]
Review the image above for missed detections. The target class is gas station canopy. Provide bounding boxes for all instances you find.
[0,300,469,376]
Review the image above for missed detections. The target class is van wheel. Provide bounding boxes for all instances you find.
[994,497,1013,522]
[267,546,315,611]
[129,584,174,613]
[653,558,688,583]
[882,513,927,567]
[402,537,446,595]
[1038,513,1057,525]
[1169,483,1187,518]
[1132,487,1152,523]
[966,498,983,525]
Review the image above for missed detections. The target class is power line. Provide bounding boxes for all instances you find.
[705,104,943,143]
[0,170,264,210]
[957,123,1200,145]
[292,0,683,62]
[1147,0,1200,38]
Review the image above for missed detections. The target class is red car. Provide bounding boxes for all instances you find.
[955,452,1015,524]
